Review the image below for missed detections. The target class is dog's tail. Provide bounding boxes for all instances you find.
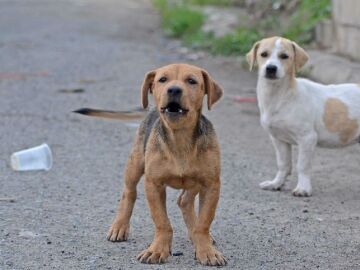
[73,107,147,120]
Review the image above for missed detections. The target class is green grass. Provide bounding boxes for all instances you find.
[185,0,245,6]
[154,0,260,56]
[210,29,261,55]
[163,7,204,37]
[154,0,204,38]
[154,0,331,56]
[183,28,261,56]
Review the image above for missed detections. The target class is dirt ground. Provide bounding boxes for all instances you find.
[0,1,359,269]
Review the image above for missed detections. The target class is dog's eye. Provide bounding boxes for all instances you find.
[279,53,289,60]
[187,78,197,85]
[158,77,167,83]
[260,51,268,58]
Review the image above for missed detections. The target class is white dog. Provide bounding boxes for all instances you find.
[247,36,360,196]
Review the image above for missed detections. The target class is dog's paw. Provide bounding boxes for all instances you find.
[292,186,312,197]
[259,180,283,190]
[137,245,171,264]
[196,246,227,266]
[107,220,130,242]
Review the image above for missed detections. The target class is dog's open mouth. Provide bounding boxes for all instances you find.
[265,74,278,80]
[161,102,188,116]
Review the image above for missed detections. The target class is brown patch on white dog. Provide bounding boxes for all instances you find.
[323,98,358,144]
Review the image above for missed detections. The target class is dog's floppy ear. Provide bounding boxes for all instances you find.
[141,70,156,109]
[292,41,309,73]
[201,70,223,110]
[246,41,260,71]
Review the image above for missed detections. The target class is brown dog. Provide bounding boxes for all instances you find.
[75,63,226,266]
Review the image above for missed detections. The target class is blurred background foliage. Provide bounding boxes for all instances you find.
[154,0,331,55]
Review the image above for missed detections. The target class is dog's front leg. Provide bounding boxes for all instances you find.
[260,136,292,190]
[108,148,144,242]
[293,134,317,197]
[192,180,226,266]
[137,178,172,264]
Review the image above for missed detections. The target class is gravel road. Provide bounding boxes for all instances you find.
[0,1,359,269]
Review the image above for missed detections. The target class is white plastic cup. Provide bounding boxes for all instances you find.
[11,143,53,171]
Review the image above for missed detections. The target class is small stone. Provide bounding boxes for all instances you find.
[172,251,183,256]
[19,230,39,238]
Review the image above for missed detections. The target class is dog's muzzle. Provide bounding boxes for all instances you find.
[265,64,278,80]
[161,87,188,117]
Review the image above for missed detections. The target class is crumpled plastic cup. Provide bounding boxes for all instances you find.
[11,143,52,171]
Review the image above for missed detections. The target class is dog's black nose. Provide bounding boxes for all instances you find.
[167,87,182,96]
[266,65,277,75]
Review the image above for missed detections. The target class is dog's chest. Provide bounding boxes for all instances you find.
[163,156,202,188]
[261,112,285,132]
[170,154,197,177]
[259,93,291,131]
[261,112,296,143]
[147,150,213,189]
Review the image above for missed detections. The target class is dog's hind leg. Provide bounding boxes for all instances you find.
[177,188,199,242]
[293,133,317,197]
[199,189,216,245]
[177,189,216,245]
[107,146,144,242]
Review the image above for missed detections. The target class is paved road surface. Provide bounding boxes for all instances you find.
[0,0,359,269]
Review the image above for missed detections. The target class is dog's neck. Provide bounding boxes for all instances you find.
[160,113,202,154]
[257,75,296,113]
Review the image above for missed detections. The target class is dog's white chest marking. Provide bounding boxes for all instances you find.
[260,107,297,144]
[261,112,281,132]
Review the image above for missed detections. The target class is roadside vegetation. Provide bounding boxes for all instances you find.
[154,0,331,56]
